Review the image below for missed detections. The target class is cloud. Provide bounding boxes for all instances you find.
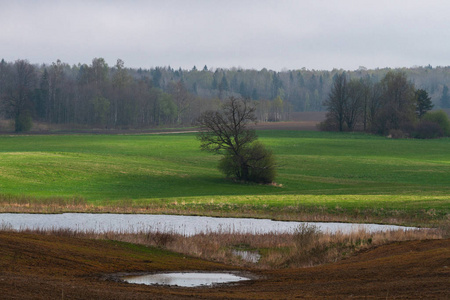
[1,0,449,70]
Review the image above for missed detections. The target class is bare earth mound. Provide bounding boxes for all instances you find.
[0,232,448,299]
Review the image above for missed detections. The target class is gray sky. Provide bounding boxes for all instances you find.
[1,0,449,71]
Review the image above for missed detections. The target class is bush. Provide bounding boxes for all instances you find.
[246,142,277,184]
[293,224,320,250]
[218,142,276,184]
[414,120,444,139]
[318,118,339,131]
[388,129,406,139]
[422,110,450,136]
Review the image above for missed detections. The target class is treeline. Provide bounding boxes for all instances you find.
[322,71,450,138]
[1,57,450,132]
[0,58,292,132]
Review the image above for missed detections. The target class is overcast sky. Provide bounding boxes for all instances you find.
[1,0,449,71]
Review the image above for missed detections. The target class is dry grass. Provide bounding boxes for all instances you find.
[4,224,444,270]
[0,195,90,213]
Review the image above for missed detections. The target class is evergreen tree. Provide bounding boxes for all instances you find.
[415,89,433,118]
[441,85,450,108]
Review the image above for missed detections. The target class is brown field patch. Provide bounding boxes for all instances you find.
[0,231,448,299]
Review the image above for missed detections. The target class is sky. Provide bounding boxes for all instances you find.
[1,0,450,71]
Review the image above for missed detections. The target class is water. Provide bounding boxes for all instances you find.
[0,213,416,236]
[122,272,250,287]
[231,250,261,263]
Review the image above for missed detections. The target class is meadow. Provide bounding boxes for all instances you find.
[0,130,449,226]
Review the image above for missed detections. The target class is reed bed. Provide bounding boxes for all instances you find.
[2,224,444,269]
[1,194,445,228]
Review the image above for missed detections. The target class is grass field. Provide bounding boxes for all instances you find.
[1,131,449,226]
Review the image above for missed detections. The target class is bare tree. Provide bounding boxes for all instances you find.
[375,71,416,134]
[196,97,276,183]
[323,72,347,131]
[343,79,364,131]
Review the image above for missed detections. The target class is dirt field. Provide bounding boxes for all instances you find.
[0,232,448,299]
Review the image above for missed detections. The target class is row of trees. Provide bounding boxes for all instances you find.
[1,58,450,132]
[0,59,216,131]
[141,64,450,111]
[322,71,449,138]
[0,59,293,132]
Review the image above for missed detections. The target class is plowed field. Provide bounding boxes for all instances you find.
[1,232,448,299]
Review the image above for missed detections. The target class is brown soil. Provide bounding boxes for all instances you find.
[1,232,448,299]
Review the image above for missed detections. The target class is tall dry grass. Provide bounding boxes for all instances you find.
[0,195,90,213]
[3,224,445,270]
[1,194,446,228]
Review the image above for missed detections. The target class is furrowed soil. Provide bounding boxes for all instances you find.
[1,232,449,299]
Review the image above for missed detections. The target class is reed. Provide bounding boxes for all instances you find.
[3,224,444,269]
[1,194,446,228]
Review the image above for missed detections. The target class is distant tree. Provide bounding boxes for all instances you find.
[151,67,162,88]
[1,60,36,132]
[374,72,416,135]
[251,88,258,100]
[358,76,372,131]
[218,74,229,98]
[415,89,433,118]
[239,81,247,98]
[111,59,132,126]
[343,79,364,131]
[196,97,276,183]
[212,70,219,90]
[367,82,383,132]
[421,110,450,136]
[168,80,192,124]
[323,72,348,131]
[271,96,283,121]
[440,85,450,108]
[91,96,110,126]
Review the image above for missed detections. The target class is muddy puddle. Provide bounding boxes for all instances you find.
[121,272,251,287]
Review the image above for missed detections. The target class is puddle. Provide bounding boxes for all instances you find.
[121,272,250,287]
[232,250,261,263]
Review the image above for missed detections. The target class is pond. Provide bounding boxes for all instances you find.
[121,272,251,287]
[0,213,416,235]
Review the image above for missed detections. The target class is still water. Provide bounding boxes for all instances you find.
[122,272,250,287]
[0,213,415,235]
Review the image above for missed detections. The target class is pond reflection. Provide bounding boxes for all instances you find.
[0,213,416,236]
[122,272,250,287]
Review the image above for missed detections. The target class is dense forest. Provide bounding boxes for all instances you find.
[1,58,450,132]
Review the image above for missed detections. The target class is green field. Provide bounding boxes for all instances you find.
[0,131,449,225]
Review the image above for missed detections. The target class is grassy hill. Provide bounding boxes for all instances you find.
[1,131,449,225]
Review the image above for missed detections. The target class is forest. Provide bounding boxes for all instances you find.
[1,58,450,132]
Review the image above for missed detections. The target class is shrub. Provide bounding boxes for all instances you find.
[414,120,444,139]
[422,110,450,136]
[218,142,277,184]
[388,129,406,139]
[293,223,320,250]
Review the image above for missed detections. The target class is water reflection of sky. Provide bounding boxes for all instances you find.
[122,272,250,287]
[0,213,416,236]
